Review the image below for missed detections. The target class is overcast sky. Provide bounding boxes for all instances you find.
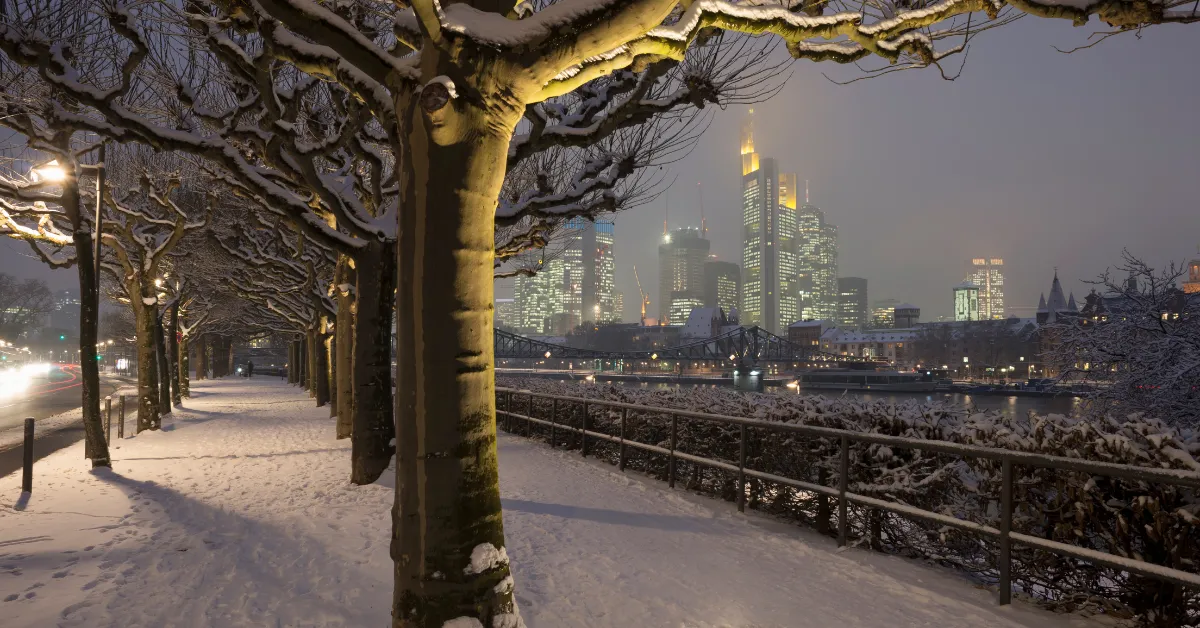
[503,18,1200,320]
[4,17,1199,321]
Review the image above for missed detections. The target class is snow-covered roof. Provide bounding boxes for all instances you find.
[788,319,826,328]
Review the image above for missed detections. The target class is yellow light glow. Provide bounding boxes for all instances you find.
[33,160,67,183]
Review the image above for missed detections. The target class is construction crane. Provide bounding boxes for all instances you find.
[633,265,650,327]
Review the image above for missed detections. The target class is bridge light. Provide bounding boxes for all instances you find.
[728,354,736,361]
[651,353,658,360]
[544,351,551,358]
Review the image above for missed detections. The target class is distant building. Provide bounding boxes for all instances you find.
[1185,256,1200,294]
[658,226,710,325]
[50,289,80,333]
[893,303,921,328]
[561,217,617,326]
[836,277,868,330]
[820,327,918,365]
[739,110,798,334]
[953,283,980,322]
[966,258,1005,319]
[613,292,625,323]
[787,319,833,348]
[494,298,518,329]
[704,259,741,320]
[680,307,742,339]
[797,198,837,323]
[514,260,566,334]
[1035,271,1078,325]
[870,298,901,329]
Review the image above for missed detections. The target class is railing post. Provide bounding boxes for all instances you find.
[817,467,830,534]
[527,393,534,437]
[22,418,34,494]
[999,459,1014,605]
[668,414,677,488]
[581,402,589,457]
[550,398,558,449]
[838,435,849,548]
[505,392,512,432]
[619,408,627,471]
[105,396,112,444]
[738,424,747,513]
[117,395,126,440]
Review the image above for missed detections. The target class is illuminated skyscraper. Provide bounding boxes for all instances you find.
[796,190,838,322]
[514,258,566,334]
[739,109,797,334]
[704,258,741,318]
[659,227,710,325]
[836,277,868,329]
[513,217,616,333]
[966,258,1005,319]
[1185,256,1200,294]
[953,282,981,322]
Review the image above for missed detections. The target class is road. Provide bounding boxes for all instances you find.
[0,364,130,478]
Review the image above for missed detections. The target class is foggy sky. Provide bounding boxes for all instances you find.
[4,17,1199,321]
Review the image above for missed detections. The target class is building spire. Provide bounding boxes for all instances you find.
[663,190,668,236]
[698,181,706,239]
[805,179,810,204]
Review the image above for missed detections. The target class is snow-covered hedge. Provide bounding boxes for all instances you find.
[497,377,1200,626]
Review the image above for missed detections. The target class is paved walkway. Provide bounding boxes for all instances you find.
[0,378,1115,627]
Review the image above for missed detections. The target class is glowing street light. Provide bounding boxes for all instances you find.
[32,160,67,183]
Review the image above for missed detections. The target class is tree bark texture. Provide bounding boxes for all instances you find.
[335,260,355,439]
[196,335,207,381]
[390,86,519,627]
[315,324,330,407]
[326,331,336,417]
[350,238,397,485]
[307,329,318,398]
[226,337,235,377]
[155,314,171,413]
[133,291,160,432]
[180,334,190,397]
[169,304,182,407]
[74,231,110,467]
[298,337,308,390]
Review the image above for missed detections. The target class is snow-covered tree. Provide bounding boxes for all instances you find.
[3,0,1199,624]
[1046,252,1200,427]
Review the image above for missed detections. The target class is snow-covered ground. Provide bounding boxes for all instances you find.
[0,378,1123,627]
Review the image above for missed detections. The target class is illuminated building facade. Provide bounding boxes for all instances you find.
[552,217,618,329]
[514,258,566,334]
[739,109,798,334]
[659,227,710,325]
[953,283,981,322]
[871,298,900,329]
[797,196,838,323]
[704,259,741,319]
[966,258,1005,319]
[1185,257,1200,294]
[836,277,868,329]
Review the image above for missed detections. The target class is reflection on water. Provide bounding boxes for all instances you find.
[604,380,1081,420]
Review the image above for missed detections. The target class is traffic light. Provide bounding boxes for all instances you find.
[59,335,65,340]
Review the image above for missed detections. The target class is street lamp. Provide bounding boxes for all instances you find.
[31,160,67,183]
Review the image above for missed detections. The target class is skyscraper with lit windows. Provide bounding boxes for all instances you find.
[739,109,797,334]
[966,258,1005,319]
[796,191,838,322]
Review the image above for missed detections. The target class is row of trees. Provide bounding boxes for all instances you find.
[1,0,1195,624]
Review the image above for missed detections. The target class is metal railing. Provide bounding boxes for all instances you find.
[495,386,1200,606]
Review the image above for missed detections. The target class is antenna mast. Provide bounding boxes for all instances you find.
[698,182,706,239]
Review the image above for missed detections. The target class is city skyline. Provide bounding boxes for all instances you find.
[6,20,1200,324]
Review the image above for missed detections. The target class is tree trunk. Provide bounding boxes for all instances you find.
[226,337,235,377]
[74,231,110,467]
[169,304,182,407]
[315,324,330,407]
[288,340,297,384]
[327,330,336,417]
[180,334,190,397]
[350,238,396,485]
[196,335,206,381]
[134,295,160,432]
[307,328,318,398]
[390,89,519,627]
[155,313,171,413]
[335,261,355,439]
[298,336,308,390]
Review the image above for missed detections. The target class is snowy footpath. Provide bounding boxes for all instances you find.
[1,378,1120,627]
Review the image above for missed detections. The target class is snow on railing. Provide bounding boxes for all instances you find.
[495,386,1200,608]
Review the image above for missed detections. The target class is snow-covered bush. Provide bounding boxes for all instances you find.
[497,377,1200,626]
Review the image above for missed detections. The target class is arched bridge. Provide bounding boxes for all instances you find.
[494,326,876,366]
